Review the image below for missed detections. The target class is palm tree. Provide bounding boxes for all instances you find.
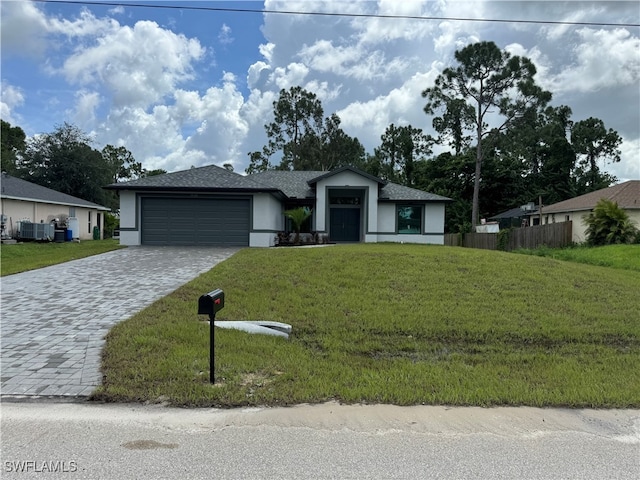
[583,199,638,245]
[285,207,312,245]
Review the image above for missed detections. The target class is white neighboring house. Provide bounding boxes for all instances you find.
[528,180,640,243]
[106,165,452,247]
[0,172,110,240]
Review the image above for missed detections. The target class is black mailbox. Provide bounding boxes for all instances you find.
[198,289,224,384]
[198,289,225,319]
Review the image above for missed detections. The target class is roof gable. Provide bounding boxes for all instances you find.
[542,180,640,213]
[307,166,386,186]
[1,173,109,210]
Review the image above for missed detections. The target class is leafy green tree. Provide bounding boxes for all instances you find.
[248,87,365,173]
[423,41,551,228]
[374,124,432,186]
[1,120,26,175]
[571,117,621,193]
[101,144,143,210]
[583,199,638,246]
[490,105,576,207]
[414,151,475,232]
[142,168,168,177]
[292,113,366,171]
[248,86,324,173]
[102,144,143,183]
[285,207,312,245]
[21,122,110,206]
[430,98,474,156]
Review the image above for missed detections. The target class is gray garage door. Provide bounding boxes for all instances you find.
[141,197,250,246]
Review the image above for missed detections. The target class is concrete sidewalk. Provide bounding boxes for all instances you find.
[0,247,238,397]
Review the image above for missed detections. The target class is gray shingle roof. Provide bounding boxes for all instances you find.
[378,182,452,202]
[1,173,109,210]
[106,164,451,202]
[106,164,277,192]
[541,180,640,213]
[489,206,530,220]
[249,170,319,198]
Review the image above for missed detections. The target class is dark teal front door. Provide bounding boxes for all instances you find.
[330,208,360,242]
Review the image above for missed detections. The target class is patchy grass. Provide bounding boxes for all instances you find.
[1,239,124,276]
[514,244,640,272]
[95,244,640,408]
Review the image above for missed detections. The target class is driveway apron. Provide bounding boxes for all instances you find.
[0,247,239,397]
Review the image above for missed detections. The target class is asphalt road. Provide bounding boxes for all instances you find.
[1,402,638,479]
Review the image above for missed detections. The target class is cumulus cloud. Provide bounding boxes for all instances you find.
[71,90,101,127]
[61,20,205,107]
[0,1,49,57]
[551,28,640,93]
[0,82,25,124]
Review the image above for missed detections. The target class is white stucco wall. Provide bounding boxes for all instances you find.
[118,191,140,245]
[250,193,282,247]
[425,204,446,234]
[252,193,282,231]
[315,171,379,233]
[374,202,445,245]
[377,203,396,232]
[1,198,105,240]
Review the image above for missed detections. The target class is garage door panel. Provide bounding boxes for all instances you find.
[141,197,250,246]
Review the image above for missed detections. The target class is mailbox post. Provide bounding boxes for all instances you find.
[198,289,225,383]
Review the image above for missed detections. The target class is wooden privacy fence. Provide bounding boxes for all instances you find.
[444,221,573,251]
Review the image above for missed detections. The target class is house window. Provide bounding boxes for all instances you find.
[397,206,422,234]
[88,211,92,234]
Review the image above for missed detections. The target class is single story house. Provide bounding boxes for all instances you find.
[527,180,640,243]
[106,165,452,247]
[0,172,110,240]
[488,204,537,229]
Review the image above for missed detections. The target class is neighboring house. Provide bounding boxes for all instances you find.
[106,165,452,247]
[488,203,538,229]
[527,180,640,243]
[0,172,110,240]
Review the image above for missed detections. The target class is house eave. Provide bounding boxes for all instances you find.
[0,194,110,211]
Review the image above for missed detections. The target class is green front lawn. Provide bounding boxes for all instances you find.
[514,244,640,272]
[94,244,640,408]
[1,239,124,276]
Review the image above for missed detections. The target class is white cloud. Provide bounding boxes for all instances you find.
[0,1,49,57]
[337,69,439,147]
[0,82,25,124]
[218,23,234,45]
[608,137,640,182]
[269,62,310,90]
[551,28,640,93]
[47,8,119,39]
[71,90,101,127]
[60,20,205,107]
[108,6,125,16]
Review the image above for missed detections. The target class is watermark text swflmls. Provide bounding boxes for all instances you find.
[4,460,78,473]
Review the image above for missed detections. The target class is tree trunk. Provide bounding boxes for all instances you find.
[472,97,483,229]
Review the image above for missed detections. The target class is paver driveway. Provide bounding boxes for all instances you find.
[0,247,239,397]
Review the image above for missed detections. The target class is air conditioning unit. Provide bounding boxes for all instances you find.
[18,222,54,241]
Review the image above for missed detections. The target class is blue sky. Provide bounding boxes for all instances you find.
[2,1,639,183]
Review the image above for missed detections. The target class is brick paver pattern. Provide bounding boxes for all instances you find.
[1,247,238,397]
